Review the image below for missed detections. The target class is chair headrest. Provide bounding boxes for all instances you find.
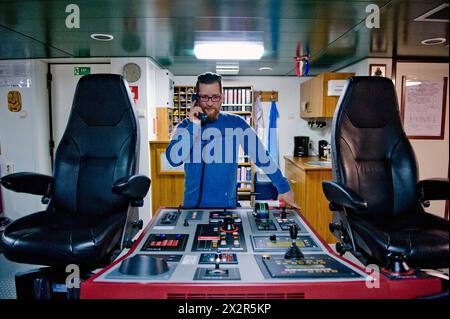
[72,74,134,126]
[339,76,399,128]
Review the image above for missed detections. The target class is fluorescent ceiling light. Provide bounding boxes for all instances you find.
[194,41,264,60]
[90,33,114,41]
[420,37,446,45]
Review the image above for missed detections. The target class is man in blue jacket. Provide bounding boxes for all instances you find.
[167,72,297,209]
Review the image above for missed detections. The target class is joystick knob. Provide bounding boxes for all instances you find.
[289,223,299,240]
[285,224,304,260]
[223,216,236,232]
[215,252,222,269]
[281,207,287,219]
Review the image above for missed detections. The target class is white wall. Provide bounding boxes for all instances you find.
[395,62,449,218]
[0,60,50,220]
[173,75,331,174]
[111,58,162,225]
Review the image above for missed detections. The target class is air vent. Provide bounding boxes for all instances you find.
[414,3,449,22]
[166,292,306,299]
[216,62,239,75]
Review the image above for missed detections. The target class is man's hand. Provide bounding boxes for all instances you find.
[278,190,300,210]
[188,102,203,125]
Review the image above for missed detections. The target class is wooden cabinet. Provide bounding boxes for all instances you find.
[150,141,185,215]
[156,107,173,140]
[284,156,336,243]
[300,72,354,118]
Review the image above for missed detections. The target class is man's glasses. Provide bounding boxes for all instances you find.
[198,94,221,102]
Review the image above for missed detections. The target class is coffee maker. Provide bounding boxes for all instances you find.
[294,136,309,157]
[318,140,329,159]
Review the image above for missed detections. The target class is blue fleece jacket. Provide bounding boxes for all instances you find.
[166,112,290,208]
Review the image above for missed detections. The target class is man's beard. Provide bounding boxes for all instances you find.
[202,106,220,121]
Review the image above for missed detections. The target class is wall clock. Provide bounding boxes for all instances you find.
[123,63,141,83]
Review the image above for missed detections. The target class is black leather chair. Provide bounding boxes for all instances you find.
[322,76,449,273]
[0,74,150,295]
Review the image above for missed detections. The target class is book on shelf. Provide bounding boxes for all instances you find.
[237,166,251,183]
[246,89,252,104]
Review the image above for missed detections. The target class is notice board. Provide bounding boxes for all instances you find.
[401,76,447,139]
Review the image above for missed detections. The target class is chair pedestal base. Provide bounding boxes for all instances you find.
[382,253,416,277]
[15,267,92,299]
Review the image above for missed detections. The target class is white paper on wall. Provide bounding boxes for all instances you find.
[327,80,347,96]
[0,61,32,88]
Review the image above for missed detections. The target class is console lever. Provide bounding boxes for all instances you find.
[223,216,236,231]
[281,206,287,219]
[215,252,222,269]
[284,224,304,260]
[289,223,298,239]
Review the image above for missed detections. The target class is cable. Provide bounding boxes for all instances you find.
[194,161,206,208]
[194,140,206,208]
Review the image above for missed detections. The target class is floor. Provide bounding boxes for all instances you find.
[0,253,37,299]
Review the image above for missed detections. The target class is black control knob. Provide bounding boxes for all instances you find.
[223,217,236,231]
[281,207,287,219]
[289,223,298,240]
[132,219,144,230]
[183,219,189,227]
[285,224,303,260]
[329,222,343,233]
[269,234,277,242]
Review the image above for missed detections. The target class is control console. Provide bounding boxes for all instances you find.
[81,205,442,298]
[89,206,366,283]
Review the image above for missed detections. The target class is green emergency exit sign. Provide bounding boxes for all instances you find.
[74,67,91,76]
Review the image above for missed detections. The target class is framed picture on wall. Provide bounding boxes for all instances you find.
[400,76,448,139]
[369,64,386,77]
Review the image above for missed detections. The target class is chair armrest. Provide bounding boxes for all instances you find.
[0,172,53,196]
[418,178,450,201]
[112,175,151,206]
[322,181,368,210]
